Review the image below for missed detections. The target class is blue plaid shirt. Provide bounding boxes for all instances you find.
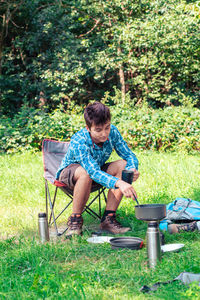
[56,125,138,189]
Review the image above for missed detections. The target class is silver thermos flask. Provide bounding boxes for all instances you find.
[38,212,49,243]
[146,222,161,268]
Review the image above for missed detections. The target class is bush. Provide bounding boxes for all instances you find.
[112,106,200,152]
[0,105,84,153]
[0,105,199,153]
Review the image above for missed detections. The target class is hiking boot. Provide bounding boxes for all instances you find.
[100,213,131,234]
[168,221,197,234]
[66,214,83,237]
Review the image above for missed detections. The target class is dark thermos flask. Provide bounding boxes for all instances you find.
[38,212,49,243]
[122,170,134,184]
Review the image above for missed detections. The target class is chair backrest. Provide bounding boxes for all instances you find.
[42,139,69,184]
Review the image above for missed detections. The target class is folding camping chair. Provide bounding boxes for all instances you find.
[42,139,107,236]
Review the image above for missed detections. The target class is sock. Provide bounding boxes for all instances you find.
[71,213,81,218]
[101,210,116,222]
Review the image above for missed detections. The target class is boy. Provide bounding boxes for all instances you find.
[56,102,139,236]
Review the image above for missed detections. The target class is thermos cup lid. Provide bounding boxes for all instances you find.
[122,170,134,174]
[38,212,47,218]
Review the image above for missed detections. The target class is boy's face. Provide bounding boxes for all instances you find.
[86,121,111,144]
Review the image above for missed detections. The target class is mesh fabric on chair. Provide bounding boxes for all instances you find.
[42,139,107,236]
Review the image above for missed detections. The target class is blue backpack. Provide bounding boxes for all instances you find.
[159,198,200,231]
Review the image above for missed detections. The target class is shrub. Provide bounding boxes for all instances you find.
[0,105,199,153]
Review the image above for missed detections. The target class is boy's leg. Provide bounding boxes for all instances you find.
[59,165,92,236]
[72,166,93,214]
[106,159,126,210]
[100,159,131,234]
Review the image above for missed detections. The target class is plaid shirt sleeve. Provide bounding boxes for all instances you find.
[73,141,119,189]
[112,126,139,170]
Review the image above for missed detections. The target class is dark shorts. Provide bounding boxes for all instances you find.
[59,163,111,190]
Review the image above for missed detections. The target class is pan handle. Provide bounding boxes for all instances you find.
[132,192,139,205]
[122,169,140,205]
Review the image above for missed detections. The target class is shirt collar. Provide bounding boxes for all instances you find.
[84,128,109,148]
[93,138,109,149]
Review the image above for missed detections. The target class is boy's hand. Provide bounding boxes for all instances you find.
[131,168,140,182]
[115,179,137,200]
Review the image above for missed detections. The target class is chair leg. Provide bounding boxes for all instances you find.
[83,187,107,219]
[45,180,60,236]
[45,184,74,236]
[45,181,107,236]
[49,196,73,225]
[99,189,101,218]
[103,189,107,203]
[84,206,101,219]
[45,180,48,221]
[49,186,58,224]
[83,193,101,218]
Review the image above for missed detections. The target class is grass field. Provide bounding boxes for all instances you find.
[0,151,200,299]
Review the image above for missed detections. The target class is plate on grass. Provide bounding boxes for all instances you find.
[87,236,113,244]
[161,243,185,253]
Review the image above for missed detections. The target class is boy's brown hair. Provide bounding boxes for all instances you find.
[84,102,111,129]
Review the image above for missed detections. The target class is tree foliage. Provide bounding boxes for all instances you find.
[0,0,200,115]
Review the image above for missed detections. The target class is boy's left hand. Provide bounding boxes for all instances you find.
[131,169,140,182]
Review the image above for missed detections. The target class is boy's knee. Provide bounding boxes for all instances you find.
[76,168,92,183]
[108,159,127,177]
[119,159,127,170]
[82,172,92,182]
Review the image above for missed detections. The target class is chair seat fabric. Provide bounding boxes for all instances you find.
[42,139,69,185]
[43,139,104,191]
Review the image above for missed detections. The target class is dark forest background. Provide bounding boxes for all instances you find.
[0,0,199,153]
[1,0,200,114]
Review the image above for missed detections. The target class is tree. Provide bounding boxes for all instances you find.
[0,0,200,115]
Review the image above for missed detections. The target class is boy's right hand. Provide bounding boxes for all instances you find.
[115,179,137,200]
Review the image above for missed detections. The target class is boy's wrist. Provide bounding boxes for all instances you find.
[115,179,123,188]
